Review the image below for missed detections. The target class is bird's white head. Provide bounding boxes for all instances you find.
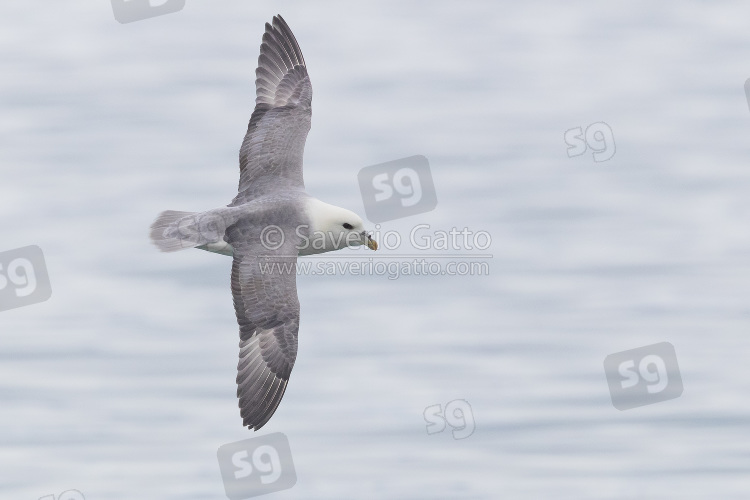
[301,198,377,255]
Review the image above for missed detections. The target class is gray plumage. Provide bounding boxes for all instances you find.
[234,14,311,204]
[150,15,375,430]
[151,15,312,430]
[227,210,302,430]
[225,15,312,429]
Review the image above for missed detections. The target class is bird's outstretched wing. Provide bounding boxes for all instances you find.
[232,15,312,205]
[226,220,300,430]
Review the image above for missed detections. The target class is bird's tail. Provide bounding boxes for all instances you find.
[150,210,201,252]
[150,210,234,253]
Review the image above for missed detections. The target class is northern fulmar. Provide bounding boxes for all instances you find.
[150,15,378,430]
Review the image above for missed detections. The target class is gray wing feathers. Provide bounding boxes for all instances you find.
[234,15,312,204]
[237,334,290,430]
[227,221,299,430]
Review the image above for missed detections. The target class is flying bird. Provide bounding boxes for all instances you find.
[150,15,377,430]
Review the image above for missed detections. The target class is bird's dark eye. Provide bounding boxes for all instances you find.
[343,223,353,230]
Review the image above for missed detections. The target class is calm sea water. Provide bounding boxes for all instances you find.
[2,1,750,499]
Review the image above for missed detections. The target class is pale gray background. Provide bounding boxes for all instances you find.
[2,1,750,499]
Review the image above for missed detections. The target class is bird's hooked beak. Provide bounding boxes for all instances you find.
[362,231,378,251]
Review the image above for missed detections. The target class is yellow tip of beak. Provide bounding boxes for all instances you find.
[367,237,378,251]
